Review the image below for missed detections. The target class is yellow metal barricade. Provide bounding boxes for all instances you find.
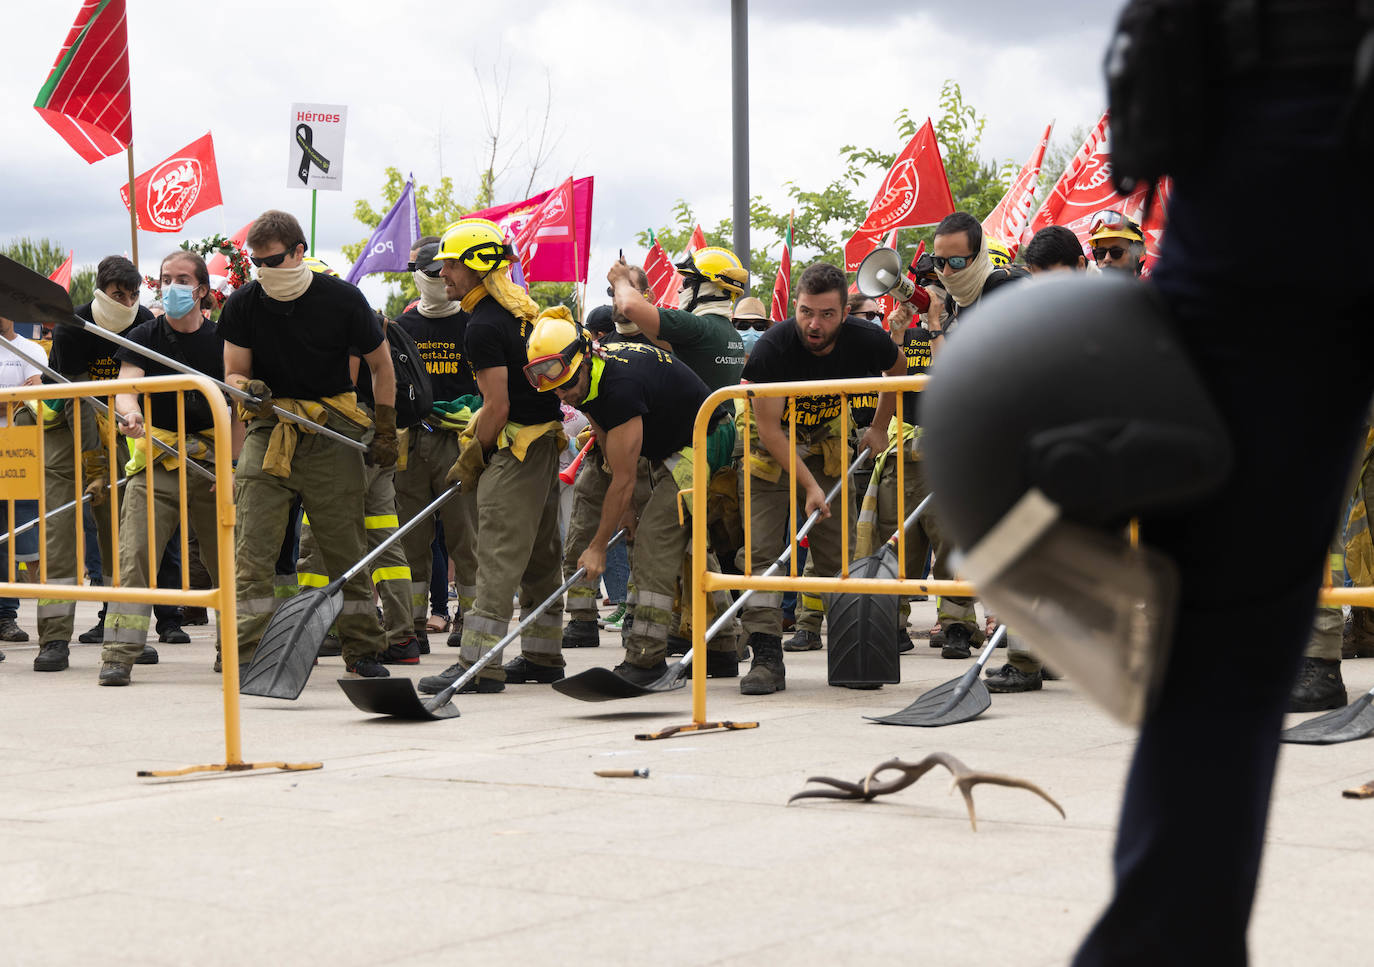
[684,375,1374,728]
[0,375,320,778]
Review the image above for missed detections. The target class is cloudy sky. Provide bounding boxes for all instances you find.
[1,0,1119,308]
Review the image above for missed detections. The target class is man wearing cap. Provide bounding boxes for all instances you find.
[731,296,771,357]
[394,236,481,649]
[1086,210,1146,276]
[418,218,566,693]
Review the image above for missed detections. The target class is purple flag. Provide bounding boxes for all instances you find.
[345,175,420,284]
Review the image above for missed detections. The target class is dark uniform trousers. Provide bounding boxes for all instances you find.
[395,427,478,631]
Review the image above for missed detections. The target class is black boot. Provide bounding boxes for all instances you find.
[740,633,785,695]
[940,623,972,659]
[705,649,739,678]
[1288,657,1347,713]
[78,613,105,644]
[562,618,600,649]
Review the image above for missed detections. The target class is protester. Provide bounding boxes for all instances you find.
[0,313,45,651]
[219,209,396,678]
[731,295,770,355]
[1022,225,1088,274]
[1086,209,1145,276]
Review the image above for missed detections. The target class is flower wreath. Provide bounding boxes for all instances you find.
[143,234,253,308]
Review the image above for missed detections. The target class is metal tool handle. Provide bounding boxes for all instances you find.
[0,338,216,482]
[339,483,463,585]
[71,318,369,453]
[1,478,130,543]
[675,448,874,671]
[975,624,1007,670]
[886,493,934,549]
[436,528,629,704]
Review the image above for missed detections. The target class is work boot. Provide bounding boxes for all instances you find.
[705,650,739,678]
[447,611,465,648]
[1344,607,1374,659]
[98,660,132,686]
[34,641,70,672]
[562,618,600,649]
[502,654,564,684]
[783,629,822,652]
[0,617,28,642]
[985,663,1043,693]
[378,637,421,665]
[345,656,391,678]
[318,632,342,657]
[666,632,691,656]
[740,633,785,695]
[612,660,668,687]
[158,625,190,644]
[78,620,104,644]
[940,623,972,660]
[416,635,430,655]
[895,628,915,654]
[1288,657,1346,713]
[135,644,159,665]
[928,622,944,647]
[182,607,210,626]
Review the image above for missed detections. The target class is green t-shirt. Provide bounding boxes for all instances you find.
[655,307,746,390]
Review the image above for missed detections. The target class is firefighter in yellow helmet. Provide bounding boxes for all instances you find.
[523,307,738,684]
[1086,209,1146,276]
[418,219,567,694]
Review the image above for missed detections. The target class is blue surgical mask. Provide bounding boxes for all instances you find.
[741,328,762,353]
[163,282,198,319]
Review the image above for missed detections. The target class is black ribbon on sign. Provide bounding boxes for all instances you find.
[296,124,330,184]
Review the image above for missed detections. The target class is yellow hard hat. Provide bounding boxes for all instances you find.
[434,218,515,274]
[676,246,748,298]
[523,307,588,391]
[1086,209,1143,244]
[986,240,1012,267]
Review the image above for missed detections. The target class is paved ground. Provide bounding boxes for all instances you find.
[1,597,1372,966]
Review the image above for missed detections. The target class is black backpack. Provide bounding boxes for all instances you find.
[383,317,434,429]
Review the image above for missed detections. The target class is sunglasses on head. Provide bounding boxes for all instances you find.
[853,310,884,322]
[1093,245,1127,261]
[930,254,974,271]
[733,318,768,331]
[408,260,442,278]
[249,243,303,269]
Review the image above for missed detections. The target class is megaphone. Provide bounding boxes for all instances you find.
[856,247,930,311]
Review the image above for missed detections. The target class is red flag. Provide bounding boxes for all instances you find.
[1024,113,1110,244]
[48,251,75,290]
[512,177,577,277]
[206,221,252,277]
[770,215,793,322]
[118,132,222,233]
[874,231,917,329]
[844,119,955,270]
[34,0,133,164]
[643,236,681,309]
[466,177,594,284]
[687,224,708,255]
[983,122,1053,260]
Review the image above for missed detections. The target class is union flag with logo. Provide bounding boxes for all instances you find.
[465,176,594,284]
[642,235,681,309]
[843,118,955,271]
[119,132,222,233]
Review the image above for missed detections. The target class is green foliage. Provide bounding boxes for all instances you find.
[0,236,95,308]
[346,166,575,317]
[636,80,1015,306]
[1036,123,1090,202]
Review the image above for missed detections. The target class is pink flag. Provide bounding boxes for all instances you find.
[643,238,681,309]
[48,251,74,290]
[983,122,1053,260]
[512,177,576,277]
[843,119,955,270]
[466,176,594,283]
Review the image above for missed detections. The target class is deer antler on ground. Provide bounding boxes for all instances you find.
[787,752,1065,832]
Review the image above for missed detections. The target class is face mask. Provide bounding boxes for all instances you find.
[91,288,140,332]
[162,283,199,320]
[741,328,762,353]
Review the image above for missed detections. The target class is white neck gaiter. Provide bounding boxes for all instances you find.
[415,272,460,319]
[941,234,996,308]
[257,264,313,302]
[91,289,139,332]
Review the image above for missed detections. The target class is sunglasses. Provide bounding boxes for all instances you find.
[523,340,585,391]
[853,310,884,322]
[930,254,974,271]
[1093,245,1127,261]
[408,260,442,278]
[249,243,303,269]
[733,318,769,331]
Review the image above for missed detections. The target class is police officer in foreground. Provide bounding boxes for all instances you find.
[921,1,1374,961]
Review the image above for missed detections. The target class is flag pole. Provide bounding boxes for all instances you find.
[571,183,583,322]
[125,144,139,267]
[310,189,317,256]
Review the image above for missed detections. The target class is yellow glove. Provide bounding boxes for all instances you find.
[445,434,487,492]
[575,427,594,451]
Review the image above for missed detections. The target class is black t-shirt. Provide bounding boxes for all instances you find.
[844,316,884,428]
[741,317,900,429]
[398,306,478,401]
[463,295,560,425]
[218,275,383,399]
[48,302,156,382]
[116,316,224,432]
[900,327,933,426]
[581,342,714,461]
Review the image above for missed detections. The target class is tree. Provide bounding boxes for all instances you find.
[1,237,96,307]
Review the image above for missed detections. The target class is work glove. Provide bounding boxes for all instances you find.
[84,475,109,507]
[575,427,594,451]
[369,404,398,469]
[445,433,487,492]
[241,378,274,419]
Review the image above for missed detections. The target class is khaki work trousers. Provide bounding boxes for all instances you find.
[233,423,385,665]
[104,462,220,664]
[395,427,478,631]
[298,462,412,645]
[740,452,857,639]
[458,434,564,679]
